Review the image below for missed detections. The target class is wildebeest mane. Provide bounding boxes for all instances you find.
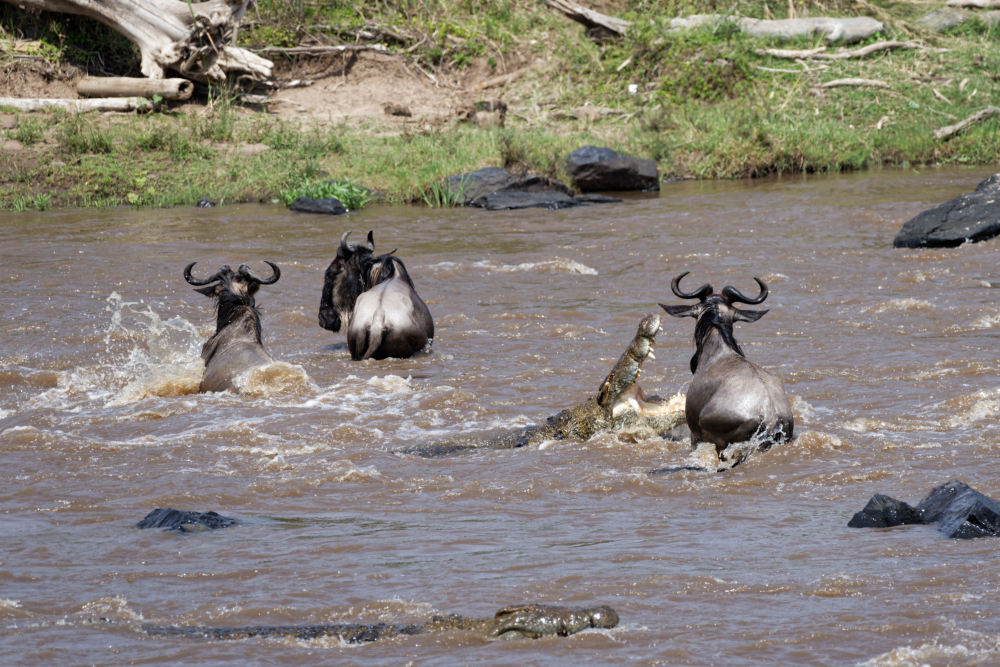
[366,254,415,289]
[212,289,263,346]
[691,305,744,373]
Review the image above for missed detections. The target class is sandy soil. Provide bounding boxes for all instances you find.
[0,48,531,130]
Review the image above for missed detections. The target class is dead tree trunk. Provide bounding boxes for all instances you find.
[1,0,272,85]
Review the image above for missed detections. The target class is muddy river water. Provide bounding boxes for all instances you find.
[2,167,999,665]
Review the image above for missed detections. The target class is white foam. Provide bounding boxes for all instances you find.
[472,257,598,275]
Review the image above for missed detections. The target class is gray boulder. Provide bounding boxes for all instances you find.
[441,167,620,210]
[289,196,348,215]
[848,480,1000,539]
[893,173,1000,248]
[566,145,659,192]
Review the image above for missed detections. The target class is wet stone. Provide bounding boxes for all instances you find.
[893,173,1000,248]
[848,480,1000,539]
[565,145,660,192]
[289,196,348,215]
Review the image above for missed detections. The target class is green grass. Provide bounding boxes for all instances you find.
[279,177,372,210]
[1,0,999,210]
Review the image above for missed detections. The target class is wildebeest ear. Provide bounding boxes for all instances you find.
[733,307,768,322]
[659,303,700,318]
[194,284,220,298]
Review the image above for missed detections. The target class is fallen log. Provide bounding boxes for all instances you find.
[0,96,152,112]
[818,78,890,89]
[670,15,884,43]
[757,41,930,60]
[0,0,272,85]
[252,44,390,56]
[947,0,1000,7]
[933,106,1000,140]
[546,0,631,36]
[77,77,194,100]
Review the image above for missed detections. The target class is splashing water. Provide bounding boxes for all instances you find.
[102,292,205,405]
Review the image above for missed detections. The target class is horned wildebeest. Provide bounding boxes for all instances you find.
[318,231,434,360]
[184,261,281,393]
[660,272,793,459]
[347,250,434,360]
[317,231,374,337]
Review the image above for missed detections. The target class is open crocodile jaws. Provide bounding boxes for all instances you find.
[598,313,677,418]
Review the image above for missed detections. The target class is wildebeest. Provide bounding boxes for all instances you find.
[660,272,793,457]
[318,230,434,360]
[184,261,280,393]
[318,231,374,336]
[347,250,434,360]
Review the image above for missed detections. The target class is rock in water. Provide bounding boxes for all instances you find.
[565,145,660,192]
[848,480,1000,539]
[893,173,1000,248]
[847,494,922,528]
[915,480,1000,539]
[289,196,348,215]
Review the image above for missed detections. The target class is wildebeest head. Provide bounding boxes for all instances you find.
[659,271,768,373]
[318,230,375,332]
[184,261,281,338]
[365,249,413,289]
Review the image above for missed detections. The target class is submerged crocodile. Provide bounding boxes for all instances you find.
[140,603,619,643]
[405,314,686,457]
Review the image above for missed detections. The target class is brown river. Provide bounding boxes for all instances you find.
[2,167,999,665]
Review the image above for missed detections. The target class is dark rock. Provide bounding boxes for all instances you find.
[573,193,623,204]
[196,197,215,208]
[893,173,1000,248]
[565,145,660,192]
[847,494,922,528]
[916,480,1000,539]
[289,196,348,215]
[848,480,1000,539]
[442,167,573,206]
[137,508,239,532]
[473,190,581,210]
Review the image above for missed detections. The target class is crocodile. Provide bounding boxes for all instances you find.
[404,313,686,457]
[139,603,619,643]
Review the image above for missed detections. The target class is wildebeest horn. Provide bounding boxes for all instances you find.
[366,230,374,250]
[671,272,713,301]
[184,262,227,286]
[722,278,768,305]
[239,261,281,285]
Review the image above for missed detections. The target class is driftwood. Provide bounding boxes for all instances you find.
[947,0,1000,7]
[818,78,890,89]
[252,44,390,56]
[933,106,1000,140]
[0,96,152,112]
[546,0,631,36]
[473,65,532,91]
[758,41,930,60]
[669,15,884,43]
[0,0,272,85]
[77,77,194,100]
[545,7,885,44]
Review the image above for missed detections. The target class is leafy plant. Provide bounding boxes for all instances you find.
[422,175,468,207]
[279,177,372,210]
